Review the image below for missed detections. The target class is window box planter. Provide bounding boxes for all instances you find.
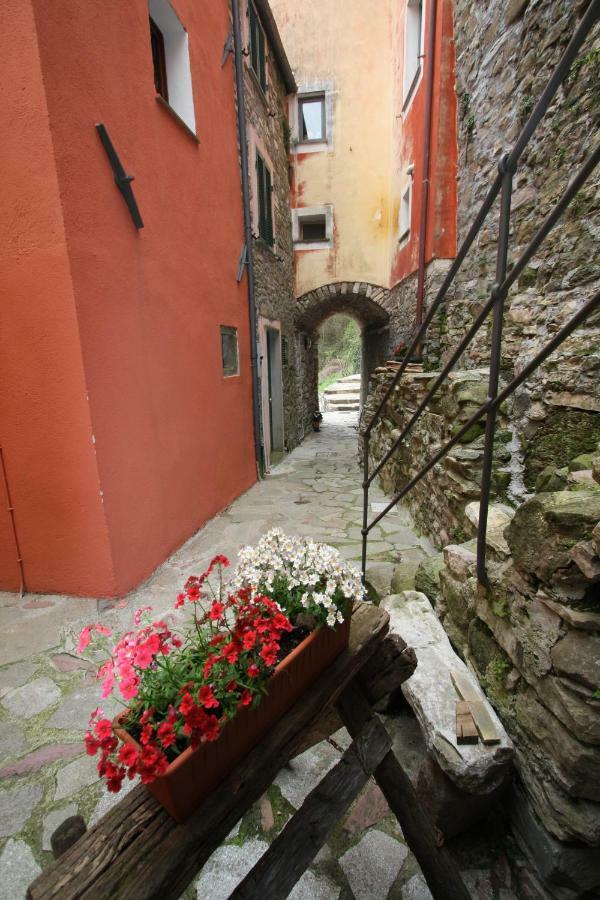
[114,617,351,822]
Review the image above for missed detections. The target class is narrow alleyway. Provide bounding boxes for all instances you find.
[0,413,509,899]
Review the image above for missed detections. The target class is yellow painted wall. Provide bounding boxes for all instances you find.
[270,0,395,296]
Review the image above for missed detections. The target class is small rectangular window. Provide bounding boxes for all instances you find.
[150,18,168,102]
[249,2,267,93]
[256,151,274,246]
[299,94,326,142]
[300,215,327,242]
[221,326,239,377]
[399,185,412,242]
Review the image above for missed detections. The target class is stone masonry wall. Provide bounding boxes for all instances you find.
[363,364,513,548]
[441,0,600,487]
[242,24,306,451]
[436,460,600,861]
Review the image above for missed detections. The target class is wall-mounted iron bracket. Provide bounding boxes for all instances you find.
[96,124,144,229]
[221,31,234,66]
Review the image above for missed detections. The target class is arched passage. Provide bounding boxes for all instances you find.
[295,282,391,429]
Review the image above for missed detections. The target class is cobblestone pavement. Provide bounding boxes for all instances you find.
[0,412,514,899]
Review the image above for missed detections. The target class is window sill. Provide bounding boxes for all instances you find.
[292,139,328,154]
[155,95,199,143]
[294,240,332,251]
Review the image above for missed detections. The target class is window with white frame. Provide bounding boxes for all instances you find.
[148,0,196,132]
[403,0,423,106]
[293,206,333,248]
[399,185,412,243]
[299,94,326,142]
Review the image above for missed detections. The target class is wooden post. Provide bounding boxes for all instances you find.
[337,681,471,900]
[230,718,392,900]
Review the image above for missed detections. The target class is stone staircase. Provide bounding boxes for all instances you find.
[322,373,361,412]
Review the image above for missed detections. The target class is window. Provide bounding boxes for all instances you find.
[150,19,168,101]
[256,151,274,245]
[293,206,333,248]
[403,0,423,107]
[148,0,196,133]
[299,94,326,142]
[221,326,239,377]
[300,214,327,242]
[399,185,412,242]
[249,1,267,93]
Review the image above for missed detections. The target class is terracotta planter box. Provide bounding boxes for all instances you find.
[114,617,351,822]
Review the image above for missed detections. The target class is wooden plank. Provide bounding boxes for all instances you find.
[230,717,392,900]
[451,671,501,745]
[337,681,471,900]
[467,701,501,746]
[456,701,478,745]
[27,603,389,900]
[289,632,417,759]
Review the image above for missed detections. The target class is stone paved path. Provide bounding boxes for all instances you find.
[0,412,509,899]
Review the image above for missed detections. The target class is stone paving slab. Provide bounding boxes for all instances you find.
[0,411,512,898]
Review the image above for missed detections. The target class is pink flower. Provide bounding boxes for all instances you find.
[119,676,139,701]
[77,626,92,654]
[94,624,113,637]
[94,719,113,741]
[133,606,152,626]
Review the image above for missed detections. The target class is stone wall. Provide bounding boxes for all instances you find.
[442,0,600,487]
[243,27,306,451]
[362,364,513,548]
[435,463,600,892]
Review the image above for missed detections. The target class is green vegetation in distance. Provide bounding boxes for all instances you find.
[318,315,361,393]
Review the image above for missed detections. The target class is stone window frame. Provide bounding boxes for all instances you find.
[289,81,334,154]
[292,205,334,251]
[220,326,240,378]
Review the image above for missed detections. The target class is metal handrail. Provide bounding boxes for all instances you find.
[361,0,600,585]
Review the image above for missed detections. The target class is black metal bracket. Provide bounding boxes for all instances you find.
[221,31,234,67]
[237,244,248,282]
[95,124,144,229]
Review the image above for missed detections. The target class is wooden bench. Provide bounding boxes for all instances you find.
[28,603,470,900]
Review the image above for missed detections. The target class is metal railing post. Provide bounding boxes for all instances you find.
[476,155,515,584]
[361,432,370,583]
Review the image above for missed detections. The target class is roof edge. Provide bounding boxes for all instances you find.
[253,0,297,95]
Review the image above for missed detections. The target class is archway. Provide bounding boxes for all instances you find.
[295,282,391,431]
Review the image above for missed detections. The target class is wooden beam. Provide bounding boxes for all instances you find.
[27,604,389,900]
[337,681,471,900]
[451,671,501,745]
[230,718,392,900]
[456,701,478,745]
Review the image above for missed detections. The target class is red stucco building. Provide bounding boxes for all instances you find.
[1,0,261,597]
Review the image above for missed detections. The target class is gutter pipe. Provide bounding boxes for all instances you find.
[415,0,438,348]
[232,0,264,476]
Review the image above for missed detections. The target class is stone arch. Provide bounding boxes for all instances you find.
[295,282,392,426]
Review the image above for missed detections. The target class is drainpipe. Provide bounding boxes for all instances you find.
[232,0,264,476]
[414,0,438,353]
[0,447,26,597]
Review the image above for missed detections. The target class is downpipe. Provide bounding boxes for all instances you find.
[232,0,265,476]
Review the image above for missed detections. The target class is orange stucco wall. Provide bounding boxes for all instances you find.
[391,0,457,285]
[1,0,256,597]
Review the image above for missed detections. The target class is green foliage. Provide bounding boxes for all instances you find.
[318,315,362,387]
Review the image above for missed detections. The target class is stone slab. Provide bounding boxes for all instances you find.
[0,742,83,778]
[0,783,43,838]
[42,803,78,852]
[381,592,513,792]
[2,677,61,718]
[0,839,42,900]
[54,753,98,801]
[0,661,38,696]
[339,829,408,900]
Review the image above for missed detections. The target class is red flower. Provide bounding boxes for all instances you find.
[198,685,219,709]
[238,689,253,708]
[157,722,176,748]
[203,715,220,742]
[140,724,154,745]
[118,743,139,767]
[93,719,113,741]
[260,643,279,666]
[226,679,238,692]
[222,642,240,664]
[209,601,224,621]
[174,593,186,609]
[247,664,260,679]
[242,630,257,650]
[179,692,194,715]
[84,731,100,756]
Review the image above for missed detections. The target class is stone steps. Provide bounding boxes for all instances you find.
[323,374,361,412]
